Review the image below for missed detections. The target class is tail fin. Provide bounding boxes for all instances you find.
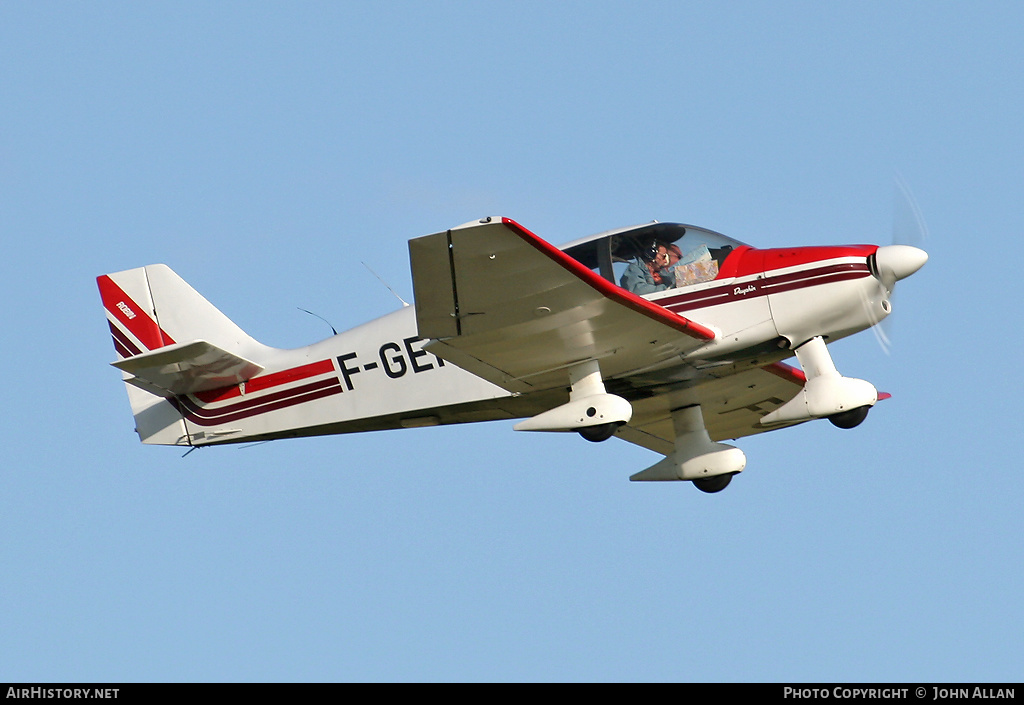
[98,264,269,445]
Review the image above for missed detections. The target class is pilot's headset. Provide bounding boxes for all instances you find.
[640,241,663,264]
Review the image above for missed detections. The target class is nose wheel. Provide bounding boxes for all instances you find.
[759,337,878,427]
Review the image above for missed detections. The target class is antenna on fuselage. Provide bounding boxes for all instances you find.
[361,261,410,307]
[297,307,338,336]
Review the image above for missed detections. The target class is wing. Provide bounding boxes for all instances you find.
[616,362,809,454]
[408,217,716,394]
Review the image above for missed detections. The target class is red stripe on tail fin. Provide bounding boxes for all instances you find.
[97,274,176,351]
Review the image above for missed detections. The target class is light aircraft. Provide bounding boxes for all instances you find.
[97,217,927,492]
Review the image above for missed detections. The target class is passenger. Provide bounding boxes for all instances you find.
[620,242,672,294]
[661,244,684,286]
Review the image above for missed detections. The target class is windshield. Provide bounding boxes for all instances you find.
[561,222,747,294]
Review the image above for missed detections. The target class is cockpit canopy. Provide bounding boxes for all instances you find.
[561,222,748,291]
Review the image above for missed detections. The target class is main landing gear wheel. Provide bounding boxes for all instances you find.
[577,422,621,443]
[829,405,870,429]
[692,474,734,493]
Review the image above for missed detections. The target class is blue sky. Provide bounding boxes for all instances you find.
[2,1,1022,682]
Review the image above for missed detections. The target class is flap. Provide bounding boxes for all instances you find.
[111,339,264,396]
[409,217,717,393]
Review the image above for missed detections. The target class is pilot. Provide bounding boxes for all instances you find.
[620,241,672,295]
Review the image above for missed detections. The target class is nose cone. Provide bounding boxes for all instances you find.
[875,245,928,283]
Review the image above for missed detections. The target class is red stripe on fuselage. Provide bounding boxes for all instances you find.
[659,260,871,314]
[187,383,342,427]
[758,264,869,296]
[178,377,343,423]
[193,359,337,404]
[733,245,877,278]
[176,359,343,429]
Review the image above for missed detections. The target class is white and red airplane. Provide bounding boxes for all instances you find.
[97,217,926,492]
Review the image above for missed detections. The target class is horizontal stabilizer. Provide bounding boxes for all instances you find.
[112,339,264,396]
